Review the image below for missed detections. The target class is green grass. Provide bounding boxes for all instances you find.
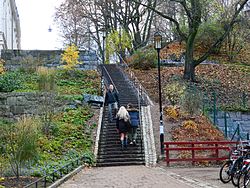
[0,69,99,178]
[10,69,100,96]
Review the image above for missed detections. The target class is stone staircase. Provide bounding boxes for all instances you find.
[96,64,145,166]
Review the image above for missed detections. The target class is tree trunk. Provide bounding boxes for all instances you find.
[183,30,197,81]
[183,59,195,81]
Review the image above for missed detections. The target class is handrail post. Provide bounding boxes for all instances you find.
[215,143,219,163]
[237,123,240,139]
[213,92,217,125]
[192,143,195,166]
[165,143,170,166]
[224,112,228,138]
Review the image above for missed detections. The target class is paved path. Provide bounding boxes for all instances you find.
[58,165,235,188]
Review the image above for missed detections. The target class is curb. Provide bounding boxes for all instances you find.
[94,106,103,159]
[48,165,84,188]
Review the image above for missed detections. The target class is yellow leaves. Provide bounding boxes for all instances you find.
[106,29,132,60]
[61,44,80,70]
[164,105,180,121]
[0,59,5,74]
[182,120,198,130]
[171,116,225,142]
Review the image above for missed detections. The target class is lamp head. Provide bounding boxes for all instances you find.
[154,31,162,50]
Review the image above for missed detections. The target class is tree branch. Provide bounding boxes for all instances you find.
[170,0,192,20]
[132,0,187,40]
[195,0,249,66]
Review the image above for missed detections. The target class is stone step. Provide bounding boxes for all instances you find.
[97,157,144,163]
[100,136,142,141]
[97,153,144,159]
[99,141,143,148]
[97,64,145,166]
[99,144,143,150]
[98,149,143,155]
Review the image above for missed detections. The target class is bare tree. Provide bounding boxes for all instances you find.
[133,0,249,81]
[55,0,157,58]
[54,0,90,48]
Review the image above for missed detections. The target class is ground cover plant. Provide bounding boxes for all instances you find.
[0,68,100,187]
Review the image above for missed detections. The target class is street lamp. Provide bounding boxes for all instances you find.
[101,30,106,96]
[154,31,164,155]
[102,30,106,65]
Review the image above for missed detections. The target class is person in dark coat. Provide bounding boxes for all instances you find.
[116,106,131,149]
[127,103,140,146]
[105,84,119,122]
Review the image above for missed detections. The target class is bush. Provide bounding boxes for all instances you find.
[3,117,41,179]
[181,87,202,116]
[164,105,180,121]
[164,82,186,105]
[0,59,5,75]
[19,55,44,73]
[182,120,198,130]
[37,67,56,92]
[61,44,80,70]
[0,71,22,92]
[129,48,157,70]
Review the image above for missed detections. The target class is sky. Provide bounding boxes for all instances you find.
[15,0,64,50]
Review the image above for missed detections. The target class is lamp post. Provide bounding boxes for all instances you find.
[101,30,106,96]
[154,31,164,155]
[102,31,106,65]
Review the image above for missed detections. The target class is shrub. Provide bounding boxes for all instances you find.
[181,87,202,116]
[37,67,57,135]
[3,117,41,179]
[164,82,186,105]
[0,59,5,75]
[37,67,56,92]
[61,44,80,70]
[19,55,44,73]
[182,120,198,130]
[0,71,22,92]
[129,48,157,70]
[164,105,180,121]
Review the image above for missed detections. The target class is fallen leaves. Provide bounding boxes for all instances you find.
[171,116,225,142]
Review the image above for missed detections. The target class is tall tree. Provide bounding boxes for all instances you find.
[134,0,249,81]
[55,0,157,59]
[54,0,89,48]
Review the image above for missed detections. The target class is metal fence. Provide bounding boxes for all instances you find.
[201,89,249,141]
[24,155,92,188]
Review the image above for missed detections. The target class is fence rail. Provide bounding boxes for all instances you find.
[164,141,241,166]
[24,155,91,188]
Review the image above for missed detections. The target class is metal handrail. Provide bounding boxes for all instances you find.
[116,62,151,106]
[115,61,146,157]
[102,65,119,94]
[24,155,92,188]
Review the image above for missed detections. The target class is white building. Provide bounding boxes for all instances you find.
[0,0,21,54]
[244,1,250,18]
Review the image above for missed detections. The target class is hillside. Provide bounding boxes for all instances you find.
[129,42,249,143]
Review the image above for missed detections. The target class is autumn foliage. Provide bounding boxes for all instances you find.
[171,116,225,142]
[0,59,5,74]
[61,44,80,70]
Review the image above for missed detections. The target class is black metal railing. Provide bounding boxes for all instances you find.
[116,63,146,158]
[24,155,92,188]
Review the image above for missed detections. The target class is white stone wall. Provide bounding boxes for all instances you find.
[0,0,21,54]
